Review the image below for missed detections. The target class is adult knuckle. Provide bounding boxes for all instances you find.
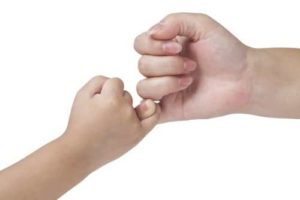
[136,80,146,96]
[198,13,211,20]
[138,57,150,75]
[91,75,105,82]
[165,12,179,20]
[134,34,144,52]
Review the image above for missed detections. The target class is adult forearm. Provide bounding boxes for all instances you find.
[245,48,300,118]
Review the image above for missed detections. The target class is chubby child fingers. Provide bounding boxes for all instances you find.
[79,75,109,97]
[134,32,182,56]
[101,78,125,97]
[138,55,197,77]
[123,91,133,105]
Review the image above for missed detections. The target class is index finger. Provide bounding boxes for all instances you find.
[134,32,182,56]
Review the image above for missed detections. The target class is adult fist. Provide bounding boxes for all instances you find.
[134,13,253,123]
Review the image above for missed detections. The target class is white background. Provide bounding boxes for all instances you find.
[1,0,300,199]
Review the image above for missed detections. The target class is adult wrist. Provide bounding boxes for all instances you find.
[243,47,291,117]
[243,47,270,114]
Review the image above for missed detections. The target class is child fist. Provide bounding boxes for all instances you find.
[64,76,160,171]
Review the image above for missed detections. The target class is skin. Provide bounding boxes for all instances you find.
[0,76,159,200]
[134,13,300,122]
[2,12,300,200]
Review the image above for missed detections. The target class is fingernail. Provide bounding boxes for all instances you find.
[139,100,156,119]
[140,100,148,111]
[145,100,156,115]
[179,77,193,88]
[162,42,182,54]
[184,60,197,72]
[148,22,164,35]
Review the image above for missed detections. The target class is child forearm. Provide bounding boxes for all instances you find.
[0,134,92,200]
[0,76,159,200]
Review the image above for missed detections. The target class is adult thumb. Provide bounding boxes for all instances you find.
[149,13,218,42]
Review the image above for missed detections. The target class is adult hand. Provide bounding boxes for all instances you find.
[135,13,252,122]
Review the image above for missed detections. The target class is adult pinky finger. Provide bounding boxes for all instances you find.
[136,76,193,100]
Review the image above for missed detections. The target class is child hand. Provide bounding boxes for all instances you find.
[64,76,160,171]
